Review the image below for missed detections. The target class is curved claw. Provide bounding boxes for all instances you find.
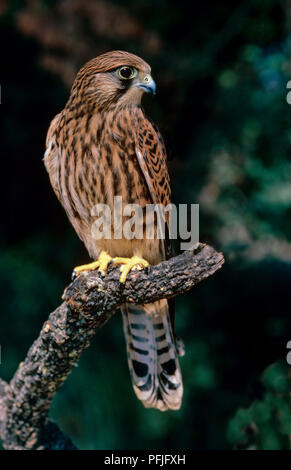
[143,266,149,276]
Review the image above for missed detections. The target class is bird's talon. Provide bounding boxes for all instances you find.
[132,264,141,271]
[111,255,150,283]
[72,251,112,278]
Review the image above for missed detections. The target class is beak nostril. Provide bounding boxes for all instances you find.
[134,76,156,95]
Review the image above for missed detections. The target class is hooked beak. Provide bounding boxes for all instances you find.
[135,75,156,95]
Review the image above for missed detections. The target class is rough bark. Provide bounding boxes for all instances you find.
[0,243,224,450]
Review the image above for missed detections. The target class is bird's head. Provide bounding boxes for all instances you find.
[68,50,156,112]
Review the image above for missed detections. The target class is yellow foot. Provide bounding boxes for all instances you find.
[72,252,149,284]
[72,251,112,279]
[112,255,149,283]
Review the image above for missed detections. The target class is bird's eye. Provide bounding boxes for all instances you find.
[118,66,137,80]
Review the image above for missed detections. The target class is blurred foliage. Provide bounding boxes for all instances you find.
[0,0,291,450]
[228,362,291,449]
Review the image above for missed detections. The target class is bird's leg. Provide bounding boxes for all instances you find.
[72,251,113,279]
[111,255,149,283]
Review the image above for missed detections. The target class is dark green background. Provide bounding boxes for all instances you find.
[0,0,290,449]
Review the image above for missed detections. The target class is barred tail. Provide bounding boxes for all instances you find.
[121,299,183,411]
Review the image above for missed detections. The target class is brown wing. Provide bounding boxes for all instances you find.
[134,116,172,259]
[134,114,176,329]
[135,118,171,208]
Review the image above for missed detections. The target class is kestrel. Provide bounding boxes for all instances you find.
[44,51,183,411]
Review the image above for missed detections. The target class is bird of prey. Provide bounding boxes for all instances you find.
[44,50,183,411]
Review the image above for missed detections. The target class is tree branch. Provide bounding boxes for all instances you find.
[0,243,224,450]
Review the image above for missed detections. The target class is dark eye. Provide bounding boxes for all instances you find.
[118,66,137,80]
